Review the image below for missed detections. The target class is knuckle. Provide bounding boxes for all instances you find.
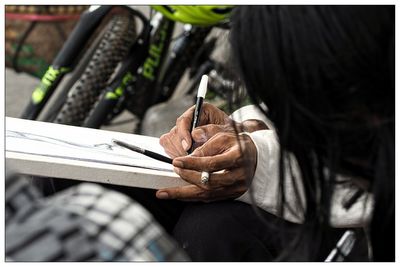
[234,156,244,167]
[159,135,166,145]
[206,160,216,171]
[214,132,225,139]
[220,172,235,186]
[159,134,169,146]
[222,123,234,133]
[176,116,188,125]
[194,147,205,157]
[233,150,245,166]
[173,189,182,199]
[209,125,222,136]
[198,185,209,192]
[217,178,231,187]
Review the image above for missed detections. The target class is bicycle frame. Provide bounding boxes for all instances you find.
[84,12,175,128]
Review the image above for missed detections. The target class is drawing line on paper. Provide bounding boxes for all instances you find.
[6,130,172,172]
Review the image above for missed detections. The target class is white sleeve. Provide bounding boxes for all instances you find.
[236,130,306,224]
[229,104,275,129]
[229,106,373,227]
[231,105,306,222]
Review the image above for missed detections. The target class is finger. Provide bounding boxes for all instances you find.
[173,152,238,172]
[156,185,205,201]
[201,102,229,125]
[192,124,224,143]
[175,107,220,151]
[159,133,175,157]
[176,109,195,151]
[173,152,243,173]
[174,167,248,189]
[174,134,243,171]
[181,103,227,129]
[156,183,248,202]
[193,132,234,156]
[159,131,187,158]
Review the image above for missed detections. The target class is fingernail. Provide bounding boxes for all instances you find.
[181,139,189,150]
[157,191,169,199]
[173,159,184,168]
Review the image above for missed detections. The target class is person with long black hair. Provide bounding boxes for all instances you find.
[157,6,394,261]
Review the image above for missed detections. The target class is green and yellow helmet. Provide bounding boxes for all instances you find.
[151,5,233,26]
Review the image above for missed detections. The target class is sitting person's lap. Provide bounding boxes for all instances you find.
[173,200,297,261]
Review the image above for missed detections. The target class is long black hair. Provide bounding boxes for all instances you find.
[230,6,394,261]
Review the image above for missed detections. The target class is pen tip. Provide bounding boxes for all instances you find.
[111,139,125,147]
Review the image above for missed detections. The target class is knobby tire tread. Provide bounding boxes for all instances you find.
[53,14,136,126]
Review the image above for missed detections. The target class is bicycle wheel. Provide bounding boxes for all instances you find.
[6,175,189,261]
[53,14,137,126]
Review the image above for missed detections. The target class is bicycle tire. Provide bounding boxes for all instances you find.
[40,18,111,122]
[6,178,189,261]
[53,14,137,126]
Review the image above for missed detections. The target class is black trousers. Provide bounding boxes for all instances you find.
[173,201,294,261]
[172,201,370,262]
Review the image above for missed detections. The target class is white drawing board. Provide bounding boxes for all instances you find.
[6,117,188,189]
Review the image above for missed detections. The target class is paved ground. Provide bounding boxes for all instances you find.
[5,68,38,119]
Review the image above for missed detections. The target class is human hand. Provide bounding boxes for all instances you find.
[159,103,268,158]
[156,131,257,202]
[159,103,232,158]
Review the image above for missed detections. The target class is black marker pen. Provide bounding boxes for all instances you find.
[112,139,172,164]
[188,75,208,153]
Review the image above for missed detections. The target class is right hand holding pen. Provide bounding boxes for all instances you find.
[159,103,268,158]
[157,103,267,201]
[159,103,232,158]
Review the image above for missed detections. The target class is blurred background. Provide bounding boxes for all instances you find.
[5,5,241,137]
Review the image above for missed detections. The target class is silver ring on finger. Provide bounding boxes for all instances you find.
[200,171,210,185]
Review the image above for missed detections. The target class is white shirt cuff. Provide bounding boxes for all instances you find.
[229,105,274,129]
[236,130,306,224]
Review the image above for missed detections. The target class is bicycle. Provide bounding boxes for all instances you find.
[19,5,236,133]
